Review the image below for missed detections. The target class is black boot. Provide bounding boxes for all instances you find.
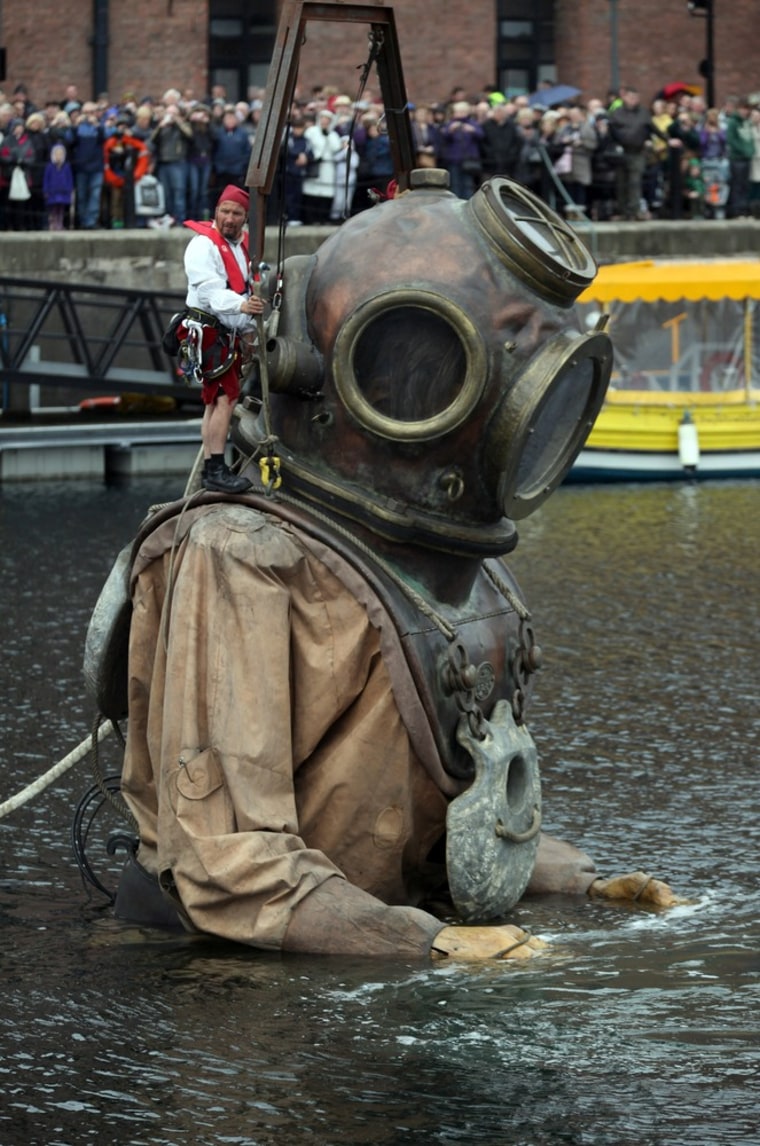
[202,462,252,494]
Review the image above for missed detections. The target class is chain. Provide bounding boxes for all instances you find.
[440,639,487,741]
[483,561,543,724]
[509,616,543,724]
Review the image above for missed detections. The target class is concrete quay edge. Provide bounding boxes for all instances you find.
[1,219,758,291]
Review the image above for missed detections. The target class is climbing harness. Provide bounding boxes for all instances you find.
[177,317,205,385]
[177,317,239,388]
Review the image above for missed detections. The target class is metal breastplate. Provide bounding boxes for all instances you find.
[237,492,542,922]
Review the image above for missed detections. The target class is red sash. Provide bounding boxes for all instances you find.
[183,220,249,294]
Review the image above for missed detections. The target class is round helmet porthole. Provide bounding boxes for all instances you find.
[332,290,487,442]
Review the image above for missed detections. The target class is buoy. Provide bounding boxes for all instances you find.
[678,409,700,470]
[79,396,121,413]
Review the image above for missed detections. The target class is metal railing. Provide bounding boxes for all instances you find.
[0,276,195,405]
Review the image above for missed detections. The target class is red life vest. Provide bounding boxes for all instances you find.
[183,220,250,294]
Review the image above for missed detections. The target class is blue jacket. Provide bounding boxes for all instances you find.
[72,121,105,174]
[211,124,252,176]
[361,132,394,179]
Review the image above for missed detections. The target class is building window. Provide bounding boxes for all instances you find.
[496,1,556,96]
[209,0,277,102]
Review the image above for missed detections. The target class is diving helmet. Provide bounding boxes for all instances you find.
[235,172,612,556]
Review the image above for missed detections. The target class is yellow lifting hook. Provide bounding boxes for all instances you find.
[259,454,282,492]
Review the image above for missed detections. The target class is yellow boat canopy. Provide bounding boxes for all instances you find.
[578,260,760,304]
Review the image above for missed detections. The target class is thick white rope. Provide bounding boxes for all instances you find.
[0,719,116,820]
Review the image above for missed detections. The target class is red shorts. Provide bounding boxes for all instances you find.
[178,322,241,405]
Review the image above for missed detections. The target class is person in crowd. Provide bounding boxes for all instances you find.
[553,105,597,215]
[513,106,544,198]
[430,102,448,134]
[11,83,35,119]
[71,101,106,229]
[749,105,760,217]
[351,108,384,213]
[669,105,701,152]
[699,107,730,219]
[688,93,707,122]
[667,108,702,220]
[187,103,214,221]
[356,112,394,196]
[328,94,355,137]
[302,108,344,224]
[647,97,674,216]
[588,110,624,221]
[471,98,492,128]
[211,106,253,197]
[103,115,151,228]
[0,102,14,229]
[330,135,360,222]
[534,109,566,209]
[699,106,727,161]
[439,100,484,199]
[177,184,265,493]
[480,99,521,181]
[410,103,439,169]
[130,104,156,143]
[0,100,13,141]
[46,109,74,150]
[445,84,469,115]
[208,82,228,106]
[725,98,754,218]
[682,155,705,219]
[234,101,258,147]
[209,98,227,130]
[42,140,74,230]
[62,83,81,115]
[608,86,670,220]
[23,111,51,229]
[150,101,192,224]
[282,114,314,225]
[0,117,36,230]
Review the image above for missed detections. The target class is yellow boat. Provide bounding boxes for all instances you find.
[571,259,760,480]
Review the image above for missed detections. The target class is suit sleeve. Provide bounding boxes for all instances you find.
[130,507,443,956]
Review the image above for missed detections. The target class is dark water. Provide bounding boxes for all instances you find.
[1,477,758,1146]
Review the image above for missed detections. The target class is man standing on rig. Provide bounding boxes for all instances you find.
[178,184,265,493]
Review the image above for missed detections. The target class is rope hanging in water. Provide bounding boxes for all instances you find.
[0,719,117,820]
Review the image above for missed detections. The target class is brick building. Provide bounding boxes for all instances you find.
[1,1,757,111]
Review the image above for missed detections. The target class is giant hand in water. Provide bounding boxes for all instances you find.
[589,871,688,907]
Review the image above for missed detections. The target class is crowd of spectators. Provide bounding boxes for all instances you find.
[1,77,759,232]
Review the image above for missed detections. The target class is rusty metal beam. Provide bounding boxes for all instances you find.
[246,0,414,264]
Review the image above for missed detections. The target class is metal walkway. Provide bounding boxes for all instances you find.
[0,276,195,404]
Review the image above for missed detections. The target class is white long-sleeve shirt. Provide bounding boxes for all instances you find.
[183,230,256,335]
